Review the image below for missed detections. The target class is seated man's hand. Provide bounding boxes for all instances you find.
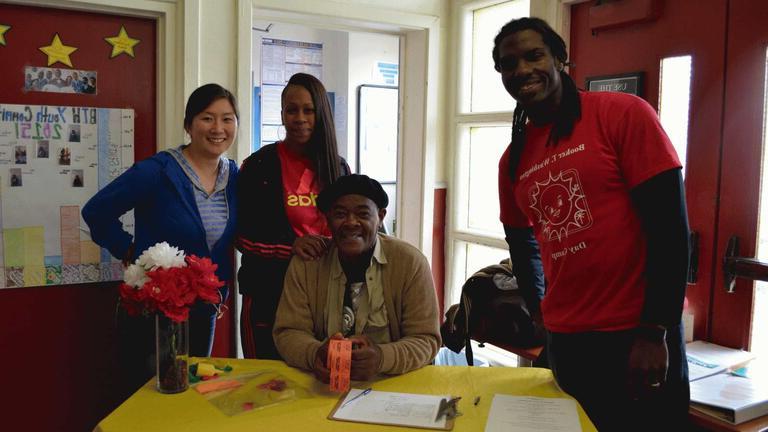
[348,334,382,382]
[313,333,344,383]
[293,235,331,260]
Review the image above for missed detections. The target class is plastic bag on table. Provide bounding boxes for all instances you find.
[194,369,311,416]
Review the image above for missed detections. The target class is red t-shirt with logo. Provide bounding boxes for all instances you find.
[498,91,681,333]
[278,142,330,237]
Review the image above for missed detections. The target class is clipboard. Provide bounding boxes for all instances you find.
[328,388,457,430]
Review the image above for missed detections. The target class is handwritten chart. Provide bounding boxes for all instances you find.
[0,103,134,288]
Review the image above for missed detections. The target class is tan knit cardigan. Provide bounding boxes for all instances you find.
[273,234,441,375]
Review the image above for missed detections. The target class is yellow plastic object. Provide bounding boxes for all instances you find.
[196,362,218,377]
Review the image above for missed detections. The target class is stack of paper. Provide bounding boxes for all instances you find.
[690,372,768,424]
[686,341,755,381]
[484,395,581,432]
[329,389,453,430]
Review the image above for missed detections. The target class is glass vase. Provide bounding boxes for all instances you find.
[155,314,189,394]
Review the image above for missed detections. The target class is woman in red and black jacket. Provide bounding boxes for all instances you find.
[237,73,349,359]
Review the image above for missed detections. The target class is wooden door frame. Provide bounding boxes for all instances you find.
[240,1,441,258]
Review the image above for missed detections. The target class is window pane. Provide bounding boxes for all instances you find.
[659,55,692,178]
[471,0,529,113]
[358,85,398,182]
[750,51,768,359]
[467,126,510,235]
[451,241,510,305]
[467,242,509,277]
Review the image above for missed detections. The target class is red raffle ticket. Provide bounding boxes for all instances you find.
[328,339,352,392]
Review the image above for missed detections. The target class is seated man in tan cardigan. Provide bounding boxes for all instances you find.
[273,174,441,382]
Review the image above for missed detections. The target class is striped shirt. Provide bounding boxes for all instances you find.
[167,145,230,251]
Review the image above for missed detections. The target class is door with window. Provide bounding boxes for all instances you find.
[570,0,768,356]
[712,0,768,354]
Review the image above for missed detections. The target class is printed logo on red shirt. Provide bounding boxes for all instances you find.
[528,168,593,242]
[287,193,318,207]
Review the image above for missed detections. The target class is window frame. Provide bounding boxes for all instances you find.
[446,0,523,308]
[445,0,578,309]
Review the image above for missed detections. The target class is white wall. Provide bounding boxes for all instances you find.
[198,0,238,91]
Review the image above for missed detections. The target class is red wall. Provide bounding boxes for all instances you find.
[0,4,160,431]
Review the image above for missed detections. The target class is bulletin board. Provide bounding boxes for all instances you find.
[0,103,134,288]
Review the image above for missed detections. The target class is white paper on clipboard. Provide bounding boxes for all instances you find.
[329,388,453,430]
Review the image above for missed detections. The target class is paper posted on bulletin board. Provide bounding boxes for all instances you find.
[0,103,134,289]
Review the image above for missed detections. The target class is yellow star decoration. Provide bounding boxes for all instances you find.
[105,26,140,58]
[0,24,11,46]
[39,33,77,67]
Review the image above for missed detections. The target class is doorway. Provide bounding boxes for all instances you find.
[251,20,401,235]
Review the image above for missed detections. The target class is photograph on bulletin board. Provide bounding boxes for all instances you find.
[23,66,98,95]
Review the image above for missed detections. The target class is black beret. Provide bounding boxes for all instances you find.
[317,174,389,212]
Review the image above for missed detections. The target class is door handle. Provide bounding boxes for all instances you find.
[723,235,768,293]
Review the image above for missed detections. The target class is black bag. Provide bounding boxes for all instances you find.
[440,259,544,365]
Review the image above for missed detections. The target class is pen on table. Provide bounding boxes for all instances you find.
[340,387,373,408]
[473,396,481,406]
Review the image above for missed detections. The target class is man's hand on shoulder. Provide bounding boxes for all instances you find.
[348,334,382,382]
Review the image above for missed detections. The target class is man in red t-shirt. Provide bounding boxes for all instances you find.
[494,18,690,431]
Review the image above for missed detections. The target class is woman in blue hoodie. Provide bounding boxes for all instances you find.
[82,83,239,393]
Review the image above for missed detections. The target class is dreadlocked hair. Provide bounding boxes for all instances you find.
[508,71,581,181]
[494,17,582,182]
[283,73,342,187]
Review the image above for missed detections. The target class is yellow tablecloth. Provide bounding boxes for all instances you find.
[95,357,596,431]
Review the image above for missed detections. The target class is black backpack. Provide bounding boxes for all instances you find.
[440,259,544,365]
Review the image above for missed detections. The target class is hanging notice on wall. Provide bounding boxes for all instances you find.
[0,103,134,289]
[261,38,323,85]
[260,38,323,149]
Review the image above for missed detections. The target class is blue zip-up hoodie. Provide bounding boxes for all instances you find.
[82,151,238,293]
